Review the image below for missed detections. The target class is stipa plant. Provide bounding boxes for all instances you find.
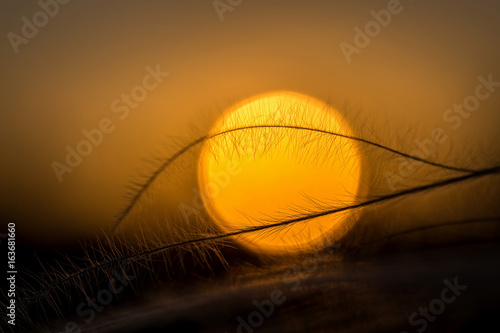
[2,100,500,333]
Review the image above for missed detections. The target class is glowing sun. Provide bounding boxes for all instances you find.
[198,91,361,254]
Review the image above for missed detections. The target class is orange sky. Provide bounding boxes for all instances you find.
[1,0,499,246]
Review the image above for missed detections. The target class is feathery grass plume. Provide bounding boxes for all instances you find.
[5,97,500,332]
[113,98,477,233]
[7,164,500,332]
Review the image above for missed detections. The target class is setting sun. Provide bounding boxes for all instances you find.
[197,92,362,254]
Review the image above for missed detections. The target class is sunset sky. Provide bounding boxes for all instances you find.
[3,2,500,333]
[1,0,499,246]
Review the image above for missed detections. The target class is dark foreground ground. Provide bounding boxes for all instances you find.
[43,241,500,333]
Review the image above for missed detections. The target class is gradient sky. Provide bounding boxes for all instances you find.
[1,0,499,245]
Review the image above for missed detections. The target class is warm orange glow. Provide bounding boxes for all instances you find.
[198,92,361,254]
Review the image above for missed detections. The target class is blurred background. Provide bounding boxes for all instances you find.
[2,1,500,333]
[1,0,499,244]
